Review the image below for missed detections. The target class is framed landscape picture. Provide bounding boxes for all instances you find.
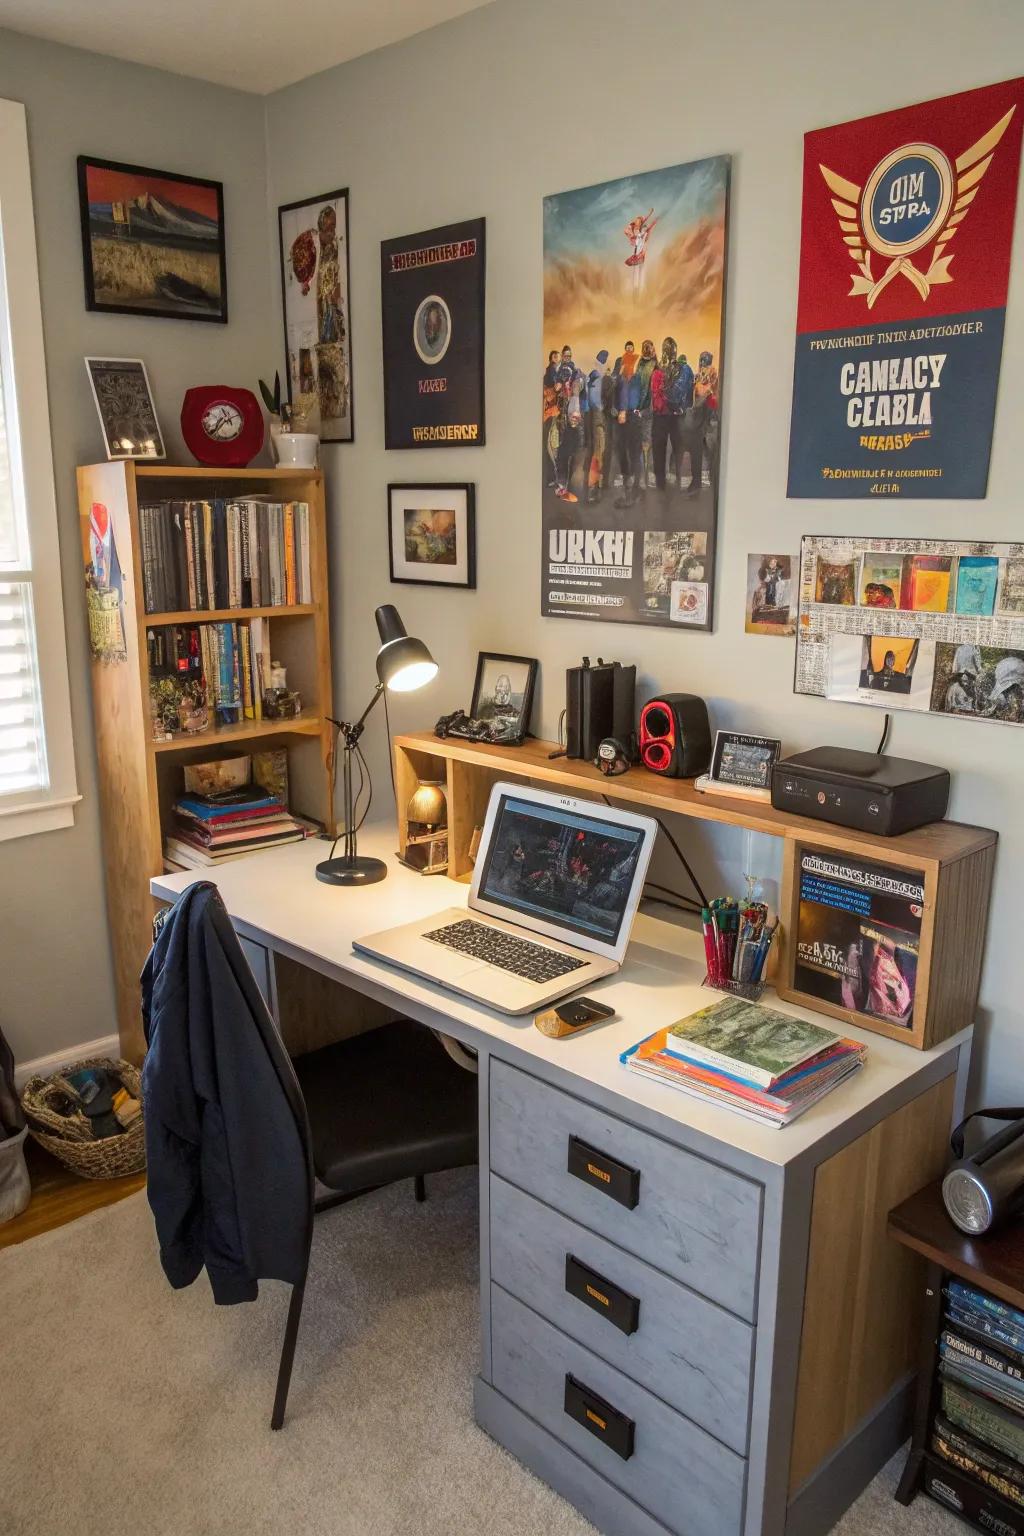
[388,483,475,589]
[77,156,227,322]
[278,189,353,442]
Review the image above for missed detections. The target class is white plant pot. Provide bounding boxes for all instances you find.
[272,431,319,469]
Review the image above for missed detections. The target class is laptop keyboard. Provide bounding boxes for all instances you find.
[424,919,587,984]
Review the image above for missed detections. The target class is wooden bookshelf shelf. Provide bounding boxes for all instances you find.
[78,460,336,1059]
[150,712,324,753]
[146,604,317,625]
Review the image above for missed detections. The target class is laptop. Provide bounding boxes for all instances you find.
[354,782,658,1015]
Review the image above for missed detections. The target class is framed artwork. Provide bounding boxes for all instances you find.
[388,483,475,589]
[380,218,485,448]
[745,553,795,635]
[77,156,227,322]
[278,189,353,442]
[470,653,538,745]
[85,357,165,460]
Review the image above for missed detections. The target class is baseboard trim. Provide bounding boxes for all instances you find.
[473,1377,673,1536]
[785,1373,914,1536]
[13,1034,122,1090]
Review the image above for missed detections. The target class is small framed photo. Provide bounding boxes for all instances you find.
[709,731,782,790]
[85,357,165,460]
[77,156,227,322]
[388,482,475,589]
[470,652,538,745]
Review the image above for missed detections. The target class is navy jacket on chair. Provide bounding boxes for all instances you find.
[141,882,313,1304]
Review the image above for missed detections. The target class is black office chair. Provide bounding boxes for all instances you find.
[272,1017,478,1429]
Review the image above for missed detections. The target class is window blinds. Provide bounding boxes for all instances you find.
[0,362,48,799]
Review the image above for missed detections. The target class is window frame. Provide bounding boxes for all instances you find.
[0,97,79,841]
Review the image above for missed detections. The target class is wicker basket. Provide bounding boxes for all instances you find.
[20,1056,146,1180]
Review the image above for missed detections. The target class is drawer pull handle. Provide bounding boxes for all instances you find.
[567,1134,640,1210]
[565,1254,640,1335]
[564,1373,635,1461]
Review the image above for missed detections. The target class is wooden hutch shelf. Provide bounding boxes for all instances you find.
[394,731,997,1052]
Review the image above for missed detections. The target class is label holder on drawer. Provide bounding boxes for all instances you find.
[564,1373,635,1461]
[565,1254,640,1336]
[567,1134,640,1209]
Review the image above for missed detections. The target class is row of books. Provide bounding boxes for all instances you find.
[148,618,274,732]
[164,753,307,870]
[621,997,866,1129]
[933,1281,1024,1514]
[139,499,312,614]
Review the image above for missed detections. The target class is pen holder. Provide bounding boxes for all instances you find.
[702,974,767,1003]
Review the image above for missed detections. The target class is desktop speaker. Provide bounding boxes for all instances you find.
[638,694,712,778]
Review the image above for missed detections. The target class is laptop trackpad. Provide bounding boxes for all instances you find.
[416,937,485,981]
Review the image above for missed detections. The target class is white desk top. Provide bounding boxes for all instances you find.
[152,825,968,1175]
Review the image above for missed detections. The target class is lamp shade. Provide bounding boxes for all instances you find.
[374,604,438,692]
[407,782,447,827]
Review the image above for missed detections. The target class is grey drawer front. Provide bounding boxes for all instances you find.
[490,1175,752,1454]
[236,934,271,1008]
[489,1059,761,1319]
[491,1285,745,1536]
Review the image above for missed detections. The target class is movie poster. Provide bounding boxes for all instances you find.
[788,77,1024,499]
[794,851,923,1030]
[542,158,729,628]
[381,218,485,449]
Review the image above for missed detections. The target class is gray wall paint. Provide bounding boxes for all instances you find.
[264,0,1024,1105]
[0,29,271,1064]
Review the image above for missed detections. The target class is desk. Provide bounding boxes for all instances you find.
[153,825,969,1536]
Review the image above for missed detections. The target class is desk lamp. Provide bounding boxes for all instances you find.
[316,604,437,886]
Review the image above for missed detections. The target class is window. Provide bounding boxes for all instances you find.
[0,98,78,840]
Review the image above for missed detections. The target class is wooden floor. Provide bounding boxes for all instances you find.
[0,1138,146,1251]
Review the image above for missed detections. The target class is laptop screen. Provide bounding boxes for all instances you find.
[476,793,647,945]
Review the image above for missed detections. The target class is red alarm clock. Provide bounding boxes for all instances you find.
[180,386,265,468]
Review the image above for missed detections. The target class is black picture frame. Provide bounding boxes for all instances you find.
[709,731,782,789]
[470,652,538,745]
[387,482,476,590]
[77,155,227,323]
[380,217,486,450]
[278,187,354,443]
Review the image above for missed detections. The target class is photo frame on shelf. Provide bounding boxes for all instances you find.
[470,652,538,745]
[85,357,165,460]
[77,156,227,322]
[278,188,353,442]
[388,482,476,589]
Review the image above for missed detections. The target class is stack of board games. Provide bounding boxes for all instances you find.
[620,997,866,1128]
[930,1279,1024,1519]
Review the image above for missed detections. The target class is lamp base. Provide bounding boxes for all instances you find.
[315,855,388,887]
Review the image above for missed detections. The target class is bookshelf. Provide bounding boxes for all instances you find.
[78,460,336,1059]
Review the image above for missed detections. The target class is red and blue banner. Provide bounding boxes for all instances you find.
[788,78,1024,499]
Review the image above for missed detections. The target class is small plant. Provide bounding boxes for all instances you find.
[258,372,292,428]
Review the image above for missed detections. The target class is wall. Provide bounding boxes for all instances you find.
[264,0,1024,1104]
[0,30,272,1065]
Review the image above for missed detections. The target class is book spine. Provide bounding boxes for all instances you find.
[258,503,271,610]
[227,502,241,608]
[298,502,311,603]
[139,505,156,614]
[950,1283,1024,1339]
[284,502,296,605]
[944,1330,1024,1383]
[250,618,263,720]
[212,500,228,609]
[183,505,197,611]
[247,500,261,606]
[662,1037,777,1088]
[202,502,215,611]
[239,624,254,718]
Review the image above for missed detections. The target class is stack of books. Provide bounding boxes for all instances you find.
[933,1281,1024,1511]
[164,755,306,869]
[147,616,274,733]
[621,997,866,1128]
[139,498,312,613]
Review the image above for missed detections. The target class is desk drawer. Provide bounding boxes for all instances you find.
[491,1285,745,1536]
[489,1060,761,1319]
[489,1175,752,1453]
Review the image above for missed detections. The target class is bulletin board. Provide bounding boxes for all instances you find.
[795,534,1024,727]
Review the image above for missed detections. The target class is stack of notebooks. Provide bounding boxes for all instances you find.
[165,783,306,869]
[932,1280,1024,1512]
[139,498,312,614]
[621,997,866,1128]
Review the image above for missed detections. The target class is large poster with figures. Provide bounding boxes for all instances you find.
[541,158,729,629]
[787,78,1024,498]
[279,189,353,442]
[796,533,1024,728]
[380,218,486,449]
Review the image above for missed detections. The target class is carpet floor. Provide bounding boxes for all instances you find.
[0,1168,959,1535]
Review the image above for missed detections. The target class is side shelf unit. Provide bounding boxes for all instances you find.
[393,731,996,1051]
[79,461,336,1059]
